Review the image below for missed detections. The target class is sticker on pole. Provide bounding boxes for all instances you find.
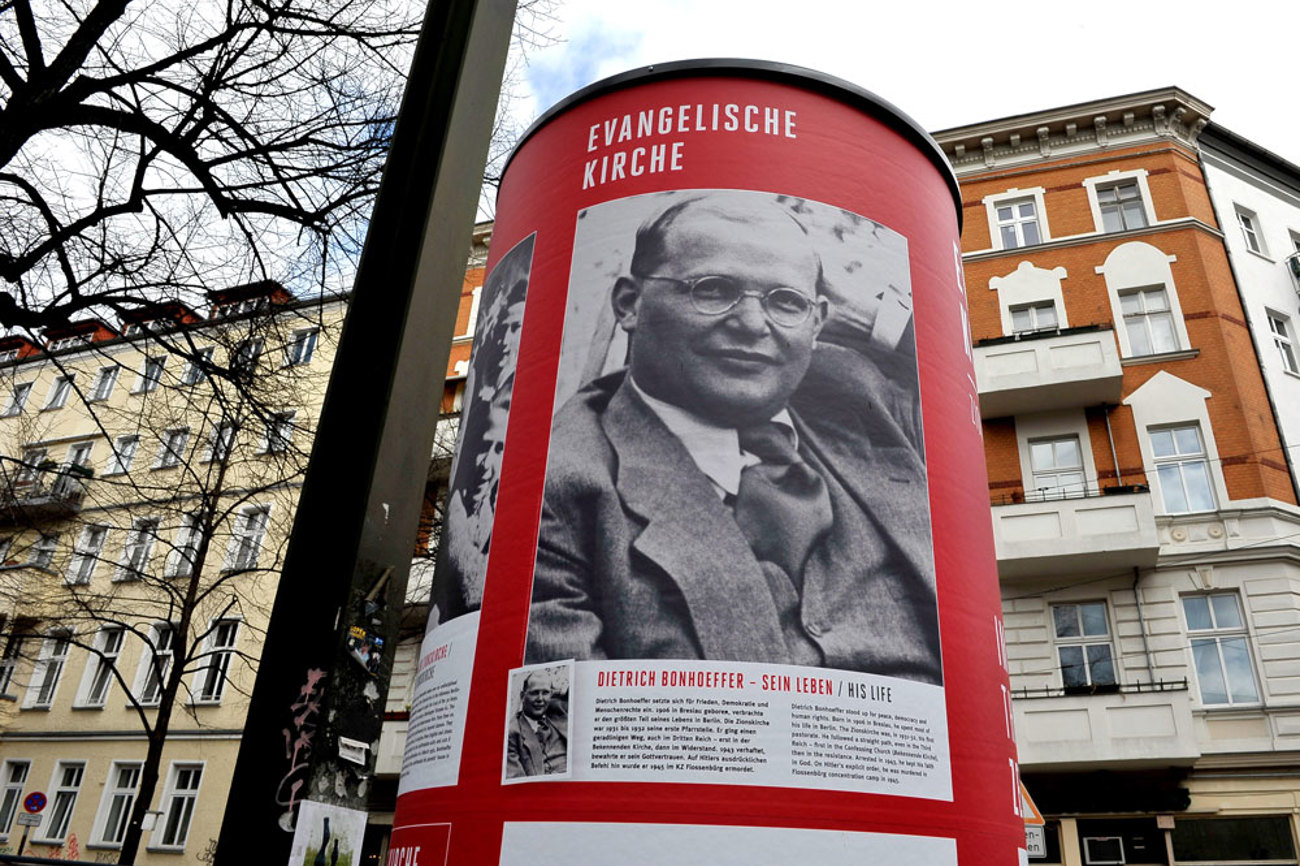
[23,791,45,813]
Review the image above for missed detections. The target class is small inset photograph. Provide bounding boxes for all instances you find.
[503,661,572,782]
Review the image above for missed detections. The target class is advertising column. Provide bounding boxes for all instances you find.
[392,60,1023,865]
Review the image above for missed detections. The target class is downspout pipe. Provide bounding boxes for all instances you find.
[1104,404,1123,486]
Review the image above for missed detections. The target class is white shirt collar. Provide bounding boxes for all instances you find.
[629,376,796,498]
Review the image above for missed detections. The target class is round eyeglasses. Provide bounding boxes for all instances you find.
[636,274,817,327]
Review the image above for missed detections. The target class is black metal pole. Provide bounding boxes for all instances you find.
[215,0,516,859]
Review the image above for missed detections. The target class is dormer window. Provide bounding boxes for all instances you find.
[47,334,91,352]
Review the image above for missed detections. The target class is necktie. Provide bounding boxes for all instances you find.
[733,421,833,584]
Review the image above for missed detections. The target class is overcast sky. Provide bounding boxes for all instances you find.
[517,0,1298,166]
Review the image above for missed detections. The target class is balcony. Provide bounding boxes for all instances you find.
[0,466,90,525]
[1014,681,1198,771]
[974,325,1123,418]
[993,486,1159,579]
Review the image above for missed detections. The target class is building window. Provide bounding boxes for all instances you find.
[1183,593,1259,705]
[167,514,202,579]
[1235,207,1266,255]
[195,620,239,703]
[995,198,1043,249]
[262,411,295,454]
[93,762,141,847]
[135,356,165,393]
[1052,602,1117,692]
[226,506,269,571]
[66,525,108,585]
[1267,312,1298,374]
[29,533,58,569]
[137,623,174,706]
[181,347,214,385]
[0,633,24,696]
[156,428,189,468]
[231,338,263,379]
[106,435,139,475]
[14,446,46,485]
[2,382,32,417]
[1120,286,1178,356]
[285,328,318,366]
[44,374,74,409]
[35,762,83,843]
[24,632,71,708]
[1150,425,1215,513]
[204,422,236,463]
[1097,181,1149,232]
[66,441,93,471]
[1028,436,1086,499]
[79,626,124,707]
[89,366,119,401]
[117,518,159,580]
[1010,300,1058,334]
[153,763,202,849]
[0,760,30,838]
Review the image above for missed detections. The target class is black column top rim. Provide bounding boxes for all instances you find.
[501,58,962,227]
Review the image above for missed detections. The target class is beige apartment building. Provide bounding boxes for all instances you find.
[0,282,344,860]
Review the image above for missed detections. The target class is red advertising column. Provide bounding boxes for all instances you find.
[392,60,1022,865]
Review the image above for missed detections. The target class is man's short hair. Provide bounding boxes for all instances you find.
[520,670,551,694]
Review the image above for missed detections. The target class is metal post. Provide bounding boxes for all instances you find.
[215,0,516,859]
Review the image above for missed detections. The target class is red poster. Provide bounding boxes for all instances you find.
[394,61,1022,864]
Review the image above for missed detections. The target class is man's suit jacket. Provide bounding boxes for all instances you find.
[525,342,942,684]
[506,708,569,778]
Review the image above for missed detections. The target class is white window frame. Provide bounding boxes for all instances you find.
[203,421,236,463]
[284,328,318,366]
[29,533,57,569]
[134,356,165,393]
[89,365,119,401]
[1082,836,1125,865]
[1183,592,1261,707]
[225,505,270,571]
[983,188,1050,251]
[34,761,84,844]
[193,619,239,704]
[2,382,32,416]
[458,285,483,338]
[1119,285,1179,357]
[134,622,175,706]
[65,440,93,470]
[105,435,139,475]
[0,633,25,697]
[231,338,263,378]
[1009,300,1059,334]
[1084,170,1157,234]
[1149,424,1216,514]
[16,446,47,485]
[23,631,71,708]
[1267,310,1299,375]
[1235,206,1267,256]
[1124,371,1230,515]
[44,374,74,409]
[1027,435,1087,499]
[989,261,1069,337]
[155,428,189,468]
[116,517,160,581]
[92,761,142,848]
[76,625,125,707]
[261,411,295,454]
[65,524,108,585]
[0,759,30,839]
[181,347,213,385]
[1097,242,1191,358]
[167,514,202,579]
[1051,601,1118,691]
[149,762,203,851]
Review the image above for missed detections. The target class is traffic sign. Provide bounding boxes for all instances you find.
[1019,781,1044,826]
[22,791,45,813]
[1025,825,1045,857]
[15,813,41,827]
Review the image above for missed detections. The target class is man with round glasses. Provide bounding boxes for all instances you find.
[526,192,941,685]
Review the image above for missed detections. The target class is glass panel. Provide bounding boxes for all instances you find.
[1149,312,1178,353]
[1080,602,1109,636]
[1059,646,1086,688]
[1011,307,1030,330]
[1173,426,1202,455]
[1034,301,1054,326]
[1120,292,1143,315]
[1126,318,1152,356]
[1022,222,1040,246]
[1142,287,1168,311]
[1030,441,1055,471]
[1210,594,1242,629]
[1102,208,1124,233]
[1087,644,1116,685]
[1055,438,1080,468]
[1157,464,1189,513]
[1150,429,1175,458]
[997,206,1014,221]
[1221,637,1259,702]
[1183,596,1212,631]
[1182,461,1215,511]
[1123,201,1147,228]
[1001,225,1018,249]
[1191,638,1229,704]
[1053,605,1079,638]
[1171,816,1297,860]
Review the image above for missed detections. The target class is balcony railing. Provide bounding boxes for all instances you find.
[1013,678,1187,700]
[991,482,1148,508]
[0,465,90,524]
[1287,250,1300,294]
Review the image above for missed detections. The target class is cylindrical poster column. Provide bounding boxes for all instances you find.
[391,60,1022,865]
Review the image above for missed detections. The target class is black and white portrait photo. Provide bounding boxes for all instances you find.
[504,662,571,781]
[431,233,534,627]
[523,190,942,684]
